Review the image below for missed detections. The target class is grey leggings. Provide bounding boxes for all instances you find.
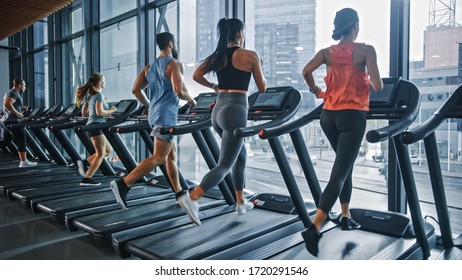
[200,93,248,193]
[317,109,367,213]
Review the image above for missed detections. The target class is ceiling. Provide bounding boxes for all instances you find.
[0,0,74,41]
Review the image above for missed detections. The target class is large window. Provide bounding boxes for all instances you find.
[100,16,138,102]
[61,3,84,36]
[409,0,462,234]
[62,37,85,105]
[33,50,49,107]
[100,0,137,22]
[33,19,48,48]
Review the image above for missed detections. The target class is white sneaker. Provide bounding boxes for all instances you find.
[18,160,38,168]
[178,191,201,225]
[236,200,254,215]
[77,160,86,177]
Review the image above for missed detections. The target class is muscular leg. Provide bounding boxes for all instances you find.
[85,135,107,178]
[165,142,182,193]
[123,138,173,187]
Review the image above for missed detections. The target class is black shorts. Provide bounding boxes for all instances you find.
[87,129,104,137]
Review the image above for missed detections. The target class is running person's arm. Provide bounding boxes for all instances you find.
[192,63,219,93]
[249,50,267,93]
[3,96,23,118]
[95,101,117,117]
[365,45,383,93]
[132,65,151,107]
[302,49,325,97]
[81,102,89,117]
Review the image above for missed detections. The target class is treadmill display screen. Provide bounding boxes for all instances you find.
[252,91,287,109]
[65,105,77,114]
[192,95,216,111]
[115,101,131,114]
[29,108,41,116]
[370,78,399,104]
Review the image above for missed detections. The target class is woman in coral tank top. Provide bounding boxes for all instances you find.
[301,8,383,257]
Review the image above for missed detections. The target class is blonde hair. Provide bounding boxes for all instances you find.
[75,73,104,107]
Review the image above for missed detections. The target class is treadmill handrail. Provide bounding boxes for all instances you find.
[259,103,323,139]
[76,117,131,132]
[48,119,87,131]
[159,119,212,135]
[401,83,462,144]
[110,122,150,134]
[235,88,303,138]
[366,80,421,143]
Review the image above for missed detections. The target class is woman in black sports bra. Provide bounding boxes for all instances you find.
[180,18,266,224]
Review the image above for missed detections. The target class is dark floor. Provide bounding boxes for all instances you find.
[0,194,122,260]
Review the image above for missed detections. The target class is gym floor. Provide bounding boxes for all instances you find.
[0,195,121,260]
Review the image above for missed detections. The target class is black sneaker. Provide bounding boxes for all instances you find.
[301,225,322,257]
[339,217,361,230]
[110,179,129,210]
[80,178,101,186]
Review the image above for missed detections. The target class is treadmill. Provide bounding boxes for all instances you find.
[401,83,462,260]
[29,94,226,228]
[255,77,436,260]
[61,92,237,247]
[1,101,135,202]
[110,86,312,260]
[0,106,50,167]
[9,103,121,208]
[0,105,98,199]
[22,99,146,219]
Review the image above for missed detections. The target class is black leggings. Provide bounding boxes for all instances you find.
[3,128,27,152]
[2,119,27,152]
[317,109,367,213]
[200,93,248,193]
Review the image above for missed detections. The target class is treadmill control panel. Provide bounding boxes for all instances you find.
[179,92,217,121]
[248,86,296,121]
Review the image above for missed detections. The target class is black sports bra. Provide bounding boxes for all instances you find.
[216,46,252,91]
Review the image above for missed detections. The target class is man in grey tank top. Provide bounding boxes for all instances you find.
[110,32,201,225]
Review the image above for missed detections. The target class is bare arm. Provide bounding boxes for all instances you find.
[3,96,23,118]
[95,101,117,117]
[171,61,196,106]
[81,102,89,117]
[251,51,267,93]
[302,50,325,96]
[132,65,151,107]
[193,62,219,93]
[365,45,383,92]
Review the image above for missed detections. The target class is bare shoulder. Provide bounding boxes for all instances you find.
[357,43,377,54]
[239,48,260,62]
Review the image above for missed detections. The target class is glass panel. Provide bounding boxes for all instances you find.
[100,16,138,162]
[62,37,85,105]
[33,50,49,107]
[100,0,137,22]
[150,2,179,62]
[33,18,48,48]
[62,5,84,36]
[409,0,462,234]
[100,16,138,102]
[174,0,225,183]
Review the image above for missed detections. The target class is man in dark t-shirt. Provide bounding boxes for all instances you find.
[2,78,37,167]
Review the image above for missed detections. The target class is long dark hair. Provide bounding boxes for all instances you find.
[75,73,103,107]
[202,18,245,73]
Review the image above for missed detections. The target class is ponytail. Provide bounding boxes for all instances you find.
[75,73,104,107]
[202,18,244,73]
